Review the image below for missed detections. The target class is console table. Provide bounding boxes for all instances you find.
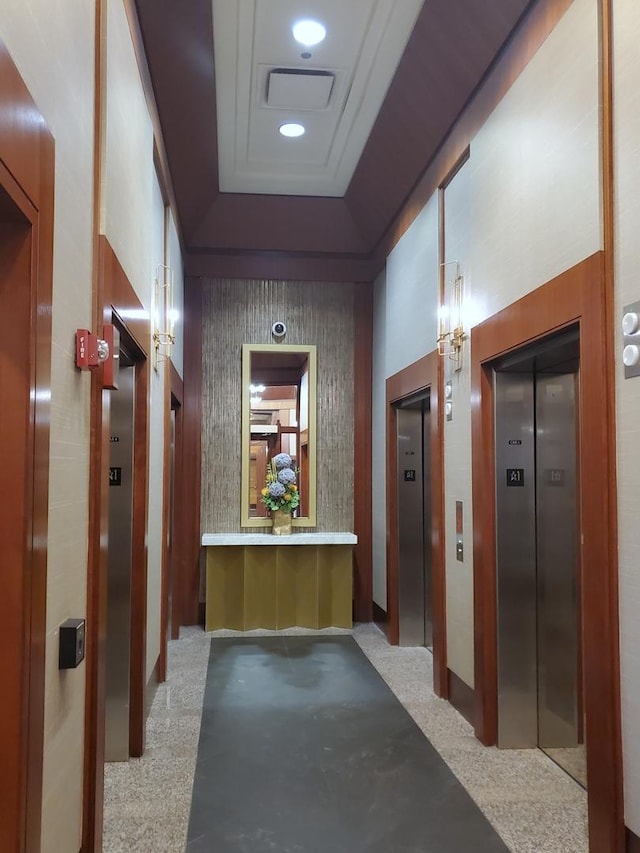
[201,533,357,632]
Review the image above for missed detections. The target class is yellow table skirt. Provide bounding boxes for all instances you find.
[205,544,353,631]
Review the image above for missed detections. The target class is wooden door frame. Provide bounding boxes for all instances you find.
[170,366,184,640]
[353,285,373,622]
[124,328,150,757]
[84,236,150,851]
[0,42,54,853]
[385,350,447,698]
[182,279,203,625]
[471,252,623,852]
[159,361,184,681]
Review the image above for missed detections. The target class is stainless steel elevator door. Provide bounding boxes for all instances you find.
[422,403,433,648]
[536,371,583,783]
[494,333,584,786]
[396,400,432,648]
[495,372,538,748]
[105,362,135,762]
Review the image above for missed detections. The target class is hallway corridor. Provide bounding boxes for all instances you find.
[103,626,588,852]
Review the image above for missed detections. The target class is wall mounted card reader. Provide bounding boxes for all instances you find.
[59,618,86,669]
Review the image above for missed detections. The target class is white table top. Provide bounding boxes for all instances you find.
[201,532,358,546]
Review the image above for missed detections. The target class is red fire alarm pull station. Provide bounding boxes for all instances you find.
[76,329,106,370]
[76,325,118,388]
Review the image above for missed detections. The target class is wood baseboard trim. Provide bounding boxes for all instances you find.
[627,827,640,852]
[145,655,161,716]
[372,602,387,623]
[447,669,475,728]
[372,602,389,640]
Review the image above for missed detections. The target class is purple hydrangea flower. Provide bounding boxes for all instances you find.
[268,481,286,498]
[277,467,296,485]
[273,453,292,470]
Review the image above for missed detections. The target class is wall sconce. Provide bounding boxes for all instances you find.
[153,264,176,370]
[437,261,466,371]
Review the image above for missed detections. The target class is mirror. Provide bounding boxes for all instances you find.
[241,344,317,527]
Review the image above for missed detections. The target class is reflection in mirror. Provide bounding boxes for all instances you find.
[241,344,316,527]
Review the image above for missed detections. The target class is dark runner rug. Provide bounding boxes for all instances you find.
[186,636,509,853]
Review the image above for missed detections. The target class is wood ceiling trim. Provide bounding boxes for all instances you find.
[370,0,570,275]
[186,250,374,284]
[123,0,181,245]
[191,193,368,255]
[345,0,534,246]
[134,0,219,238]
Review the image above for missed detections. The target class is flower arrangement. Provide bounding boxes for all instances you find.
[261,452,300,513]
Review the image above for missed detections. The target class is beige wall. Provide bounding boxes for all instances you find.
[145,171,167,679]
[371,196,440,611]
[168,210,185,379]
[102,0,177,682]
[372,0,601,684]
[200,278,355,534]
[442,0,600,687]
[0,2,95,849]
[442,0,600,684]
[442,158,474,686]
[0,0,184,844]
[613,0,640,835]
[103,0,155,294]
[372,268,388,607]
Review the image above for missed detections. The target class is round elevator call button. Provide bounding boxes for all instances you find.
[623,344,640,367]
[622,312,639,336]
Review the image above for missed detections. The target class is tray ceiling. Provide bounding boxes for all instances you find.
[214,0,424,197]
[134,0,535,269]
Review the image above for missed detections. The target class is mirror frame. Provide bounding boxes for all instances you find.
[241,343,317,528]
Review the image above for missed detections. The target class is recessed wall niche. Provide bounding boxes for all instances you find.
[200,278,355,533]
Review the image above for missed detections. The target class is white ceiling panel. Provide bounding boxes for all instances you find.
[213,0,425,197]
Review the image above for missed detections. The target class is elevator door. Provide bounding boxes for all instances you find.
[396,396,432,648]
[494,332,585,786]
[105,359,135,761]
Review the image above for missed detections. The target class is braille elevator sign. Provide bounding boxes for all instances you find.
[506,468,524,486]
[109,467,122,486]
[404,470,416,481]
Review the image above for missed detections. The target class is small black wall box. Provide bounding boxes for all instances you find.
[59,618,86,669]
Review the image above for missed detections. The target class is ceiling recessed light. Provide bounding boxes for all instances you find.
[292,19,326,47]
[279,123,305,138]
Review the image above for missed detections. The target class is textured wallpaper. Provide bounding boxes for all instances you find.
[201,278,355,532]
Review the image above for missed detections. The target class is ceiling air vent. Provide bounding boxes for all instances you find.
[266,69,335,111]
